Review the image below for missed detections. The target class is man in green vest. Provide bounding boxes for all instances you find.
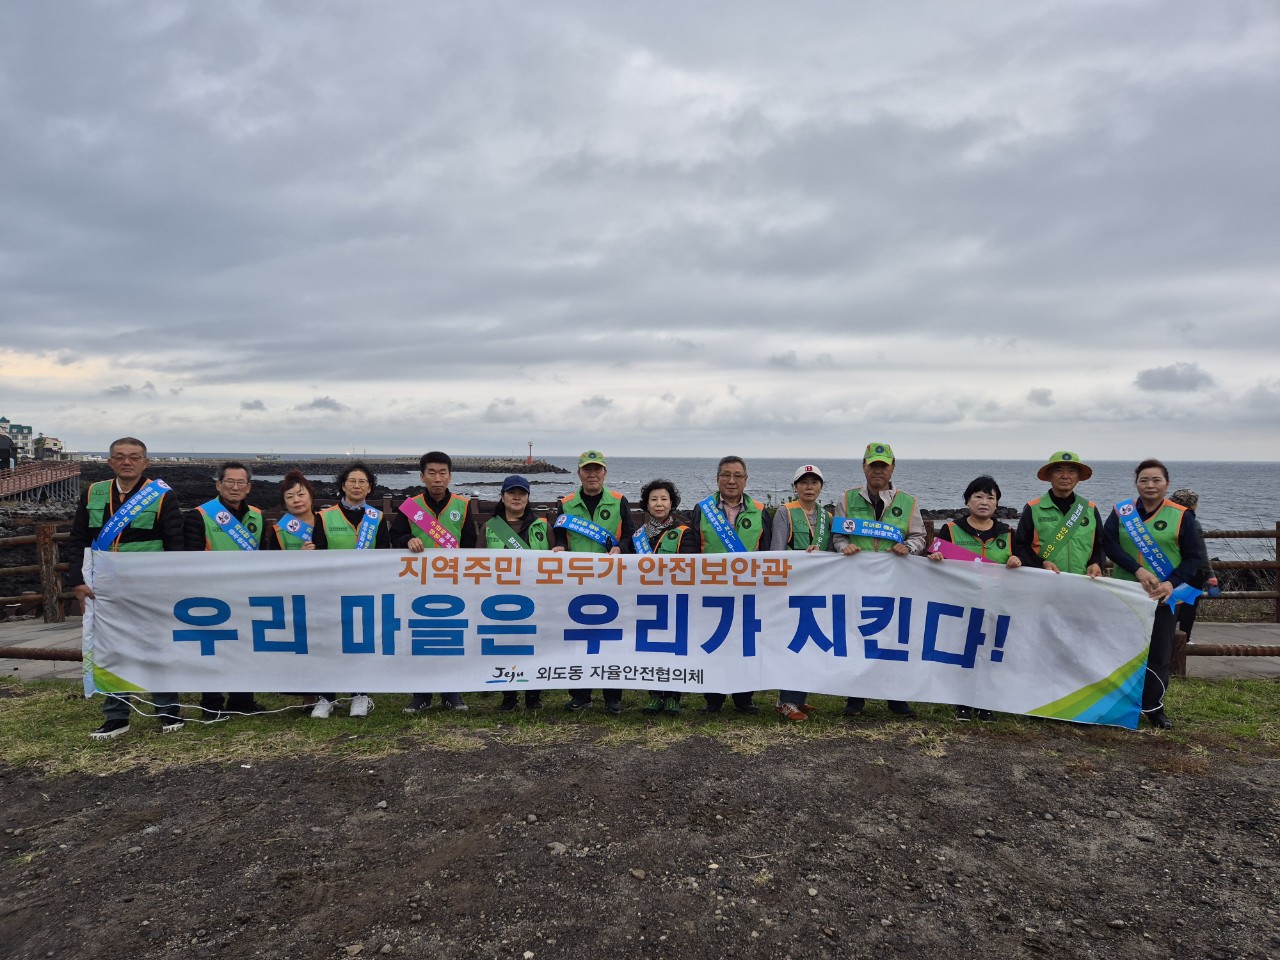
[1013,451,1104,577]
[687,455,772,715]
[553,450,636,714]
[833,442,925,719]
[183,462,266,719]
[68,437,185,739]
[394,450,480,713]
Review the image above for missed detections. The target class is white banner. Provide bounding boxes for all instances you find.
[83,549,1157,727]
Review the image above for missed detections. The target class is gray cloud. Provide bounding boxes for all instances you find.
[0,2,1274,459]
[1134,362,1215,392]
[293,396,347,412]
[240,399,266,411]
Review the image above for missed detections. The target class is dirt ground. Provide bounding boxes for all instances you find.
[2,719,1277,960]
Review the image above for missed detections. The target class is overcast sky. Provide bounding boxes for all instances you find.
[2,1,1277,460]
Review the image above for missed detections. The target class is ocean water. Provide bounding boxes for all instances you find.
[240,455,1278,557]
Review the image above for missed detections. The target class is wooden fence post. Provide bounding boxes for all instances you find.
[36,522,64,624]
[1171,629,1188,678]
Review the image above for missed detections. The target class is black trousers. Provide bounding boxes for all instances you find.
[1144,604,1176,713]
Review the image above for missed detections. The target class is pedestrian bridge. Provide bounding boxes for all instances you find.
[0,461,81,503]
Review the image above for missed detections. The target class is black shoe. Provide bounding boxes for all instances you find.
[734,703,760,715]
[954,706,973,723]
[158,714,184,733]
[604,701,622,716]
[844,697,865,716]
[498,695,519,713]
[887,702,917,718]
[89,719,130,740]
[403,694,433,714]
[525,697,543,710]
[701,704,723,714]
[1148,710,1174,730]
[565,698,592,712]
[976,709,995,722]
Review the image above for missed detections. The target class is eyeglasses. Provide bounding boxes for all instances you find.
[219,479,250,487]
[345,479,371,486]
[717,472,746,481]
[110,455,145,463]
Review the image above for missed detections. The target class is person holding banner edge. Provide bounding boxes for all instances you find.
[771,464,834,722]
[483,474,550,712]
[395,451,480,713]
[185,462,266,720]
[68,437,186,740]
[636,479,699,716]
[927,474,1021,722]
[832,442,924,719]
[1103,459,1204,730]
[686,455,771,715]
[1012,451,1104,577]
[553,450,636,714]
[310,461,389,719]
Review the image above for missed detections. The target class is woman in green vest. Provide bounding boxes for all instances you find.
[268,470,324,550]
[636,479,699,717]
[771,464,833,722]
[1103,459,1205,730]
[927,475,1021,722]
[484,475,550,712]
[312,461,390,720]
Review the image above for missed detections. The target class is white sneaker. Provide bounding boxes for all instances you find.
[310,697,334,719]
[349,694,372,718]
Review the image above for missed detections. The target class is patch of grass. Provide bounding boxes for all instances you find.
[1,677,1276,778]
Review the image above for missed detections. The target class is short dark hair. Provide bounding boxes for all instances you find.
[640,479,681,513]
[337,460,376,489]
[279,470,316,506]
[1134,458,1169,481]
[420,451,453,472]
[717,455,746,474]
[217,461,251,481]
[109,437,147,455]
[963,475,1001,503]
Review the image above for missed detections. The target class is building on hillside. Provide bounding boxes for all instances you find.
[0,417,35,459]
[34,435,65,460]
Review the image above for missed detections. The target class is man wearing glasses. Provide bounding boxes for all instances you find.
[67,437,185,739]
[687,455,772,715]
[185,461,265,718]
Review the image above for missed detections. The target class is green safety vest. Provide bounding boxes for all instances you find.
[1112,500,1186,582]
[409,492,470,548]
[86,480,163,552]
[274,524,310,551]
[783,501,831,551]
[842,488,915,552]
[698,496,766,553]
[484,515,552,550]
[198,503,264,551]
[319,505,381,550]
[942,521,1012,564]
[654,525,689,554]
[559,488,624,553]
[1028,492,1097,575]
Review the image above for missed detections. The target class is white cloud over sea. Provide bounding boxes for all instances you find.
[1,1,1277,460]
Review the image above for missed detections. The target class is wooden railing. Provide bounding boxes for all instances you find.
[2,516,1278,625]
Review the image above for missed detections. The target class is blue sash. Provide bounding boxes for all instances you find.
[832,516,905,544]
[274,515,314,544]
[632,529,653,554]
[354,506,381,550]
[199,499,259,551]
[554,514,616,548]
[92,479,170,551]
[1116,499,1201,608]
[697,495,747,553]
